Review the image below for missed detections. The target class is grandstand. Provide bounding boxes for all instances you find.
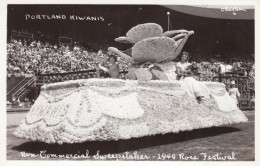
[7,5,255,111]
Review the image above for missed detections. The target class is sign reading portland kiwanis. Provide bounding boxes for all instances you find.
[25,14,105,21]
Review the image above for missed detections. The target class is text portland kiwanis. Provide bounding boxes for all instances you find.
[25,14,105,21]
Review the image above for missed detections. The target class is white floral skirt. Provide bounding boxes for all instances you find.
[179,77,237,112]
[180,77,211,98]
[14,79,247,144]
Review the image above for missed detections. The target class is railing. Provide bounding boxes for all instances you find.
[7,77,28,96]
[36,69,128,84]
[12,77,36,100]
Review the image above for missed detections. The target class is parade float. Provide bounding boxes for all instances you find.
[14,23,248,144]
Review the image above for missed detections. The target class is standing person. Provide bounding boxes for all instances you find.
[228,80,241,106]
[176,52,211,103]
[98,54,120,78]
[218,61,226,82]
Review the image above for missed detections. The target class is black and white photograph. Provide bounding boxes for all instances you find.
[1,1,259,165]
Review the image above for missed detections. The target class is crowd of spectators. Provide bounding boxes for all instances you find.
[7,38,255,108]
[7,38,254,82]
[189,59,255,82]
[7,39,129,77]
